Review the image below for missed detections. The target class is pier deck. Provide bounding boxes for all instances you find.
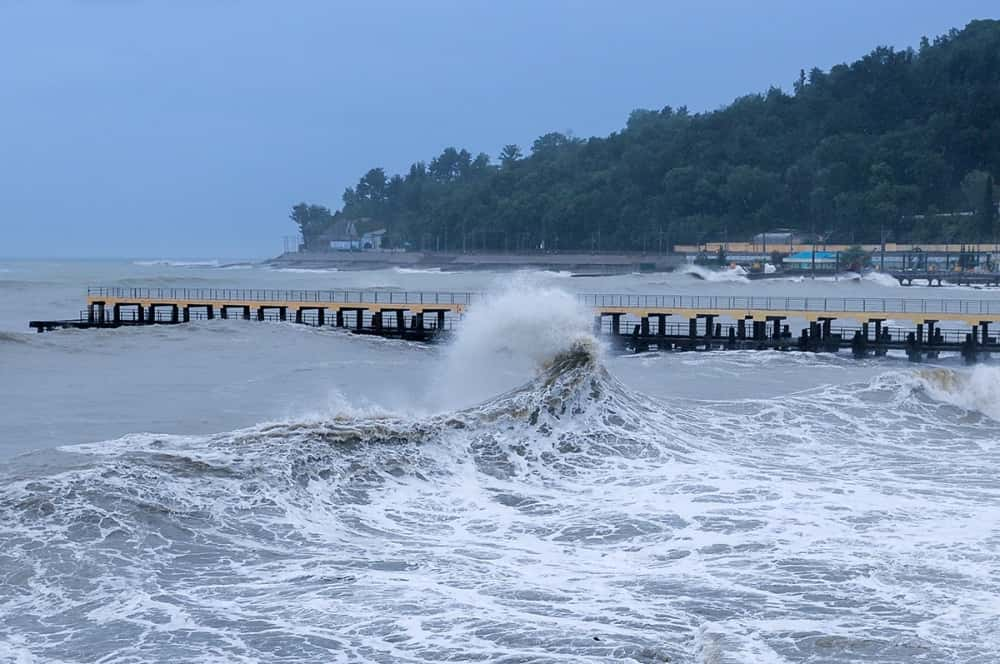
[27,287,1000,363]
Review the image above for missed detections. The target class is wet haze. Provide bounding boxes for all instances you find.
[1,0,997,258]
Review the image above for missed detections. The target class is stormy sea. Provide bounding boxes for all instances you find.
[1,260,998,663]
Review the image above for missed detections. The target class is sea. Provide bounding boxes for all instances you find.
[1,259,998,663]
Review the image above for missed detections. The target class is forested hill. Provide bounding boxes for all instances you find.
[293,20,1000,251]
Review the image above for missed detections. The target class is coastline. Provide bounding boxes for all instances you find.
[267,250,686,274]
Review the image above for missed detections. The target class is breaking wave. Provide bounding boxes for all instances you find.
[677,264,750,283]
[134,259,221,268]
[914,365,1000,422]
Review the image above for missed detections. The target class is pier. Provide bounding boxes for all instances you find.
[890,270,1000,287]
[29,287,1000,363]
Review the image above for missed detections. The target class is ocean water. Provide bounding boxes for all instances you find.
[1,259,999,663]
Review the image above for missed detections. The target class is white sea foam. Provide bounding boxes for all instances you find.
[393,266,450,274]
[677,264,750,283]
[862,270,901,287]
[436,277,596,407]
[133,259,220,268]
[916,365,1000,421]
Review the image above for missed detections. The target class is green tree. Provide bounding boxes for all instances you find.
[499,144,523,167]
[289,203,332,248]
[980,174,997,240]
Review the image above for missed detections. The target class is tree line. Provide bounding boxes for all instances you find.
[292,20,1000,252]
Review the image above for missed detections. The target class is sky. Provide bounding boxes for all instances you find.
[1,1,997,259]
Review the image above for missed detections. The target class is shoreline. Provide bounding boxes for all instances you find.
[267,250,686,274]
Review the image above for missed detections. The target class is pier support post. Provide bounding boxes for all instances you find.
[373,311,382,331]
[336,309,344,327]
[113,304,121,323]
[257,307,265,321]
[657,314,667,337]
[415,312,424,330]
[206,305,214,320]
[737,318,746,341]
[294,308,302,324]
[317,309,326,326]
[137,305,145,323]
[183,306,190,323]
[872,319,886,356]
[962,333,978,364]
[396,310,404,330]
[171,305,179,323]
[279,307,287,321]
[924,320,939,358]
[703,315,715,350]
[436,310,445,330]
[688,318,697,347]
[906,331,922,362]
[242,306,251,320]
[593,315,602,336]
[640,316,650,337]
[851,330,868,358]
[612,314,622,336]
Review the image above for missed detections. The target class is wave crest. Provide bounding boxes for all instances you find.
[677,264,750,283]
[915,366,1000,421]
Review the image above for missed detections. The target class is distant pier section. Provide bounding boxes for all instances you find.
[29,286,1000,363]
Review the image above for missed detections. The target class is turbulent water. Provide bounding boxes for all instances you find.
[2,260,999,663]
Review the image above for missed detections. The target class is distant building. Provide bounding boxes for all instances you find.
[751,231,802,249]
[317,219,360,251]
[784,250,838,271]
[313,219,387,251]
[361,229,387,250]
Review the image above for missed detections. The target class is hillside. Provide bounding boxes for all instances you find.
[293,20,1000,252]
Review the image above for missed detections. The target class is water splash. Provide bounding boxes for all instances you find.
[435,278,597,407]
[677,264,750,283]
[916,365,1000,421]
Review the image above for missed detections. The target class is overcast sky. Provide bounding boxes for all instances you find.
[1,1,996,258]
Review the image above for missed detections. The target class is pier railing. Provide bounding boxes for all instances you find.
[87,287,475,306]
[580,293,1000,316]
[88,287,1000,316]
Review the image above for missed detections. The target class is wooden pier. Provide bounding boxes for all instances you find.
[28,287,1000,363]
[891,270,1000,287]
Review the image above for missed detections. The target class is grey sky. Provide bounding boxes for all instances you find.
[1,1,996,259]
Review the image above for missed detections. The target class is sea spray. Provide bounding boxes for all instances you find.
[916,365,1000,421]
[676,264,750,283]
[862,270,901,288]
[434,277,597,408]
